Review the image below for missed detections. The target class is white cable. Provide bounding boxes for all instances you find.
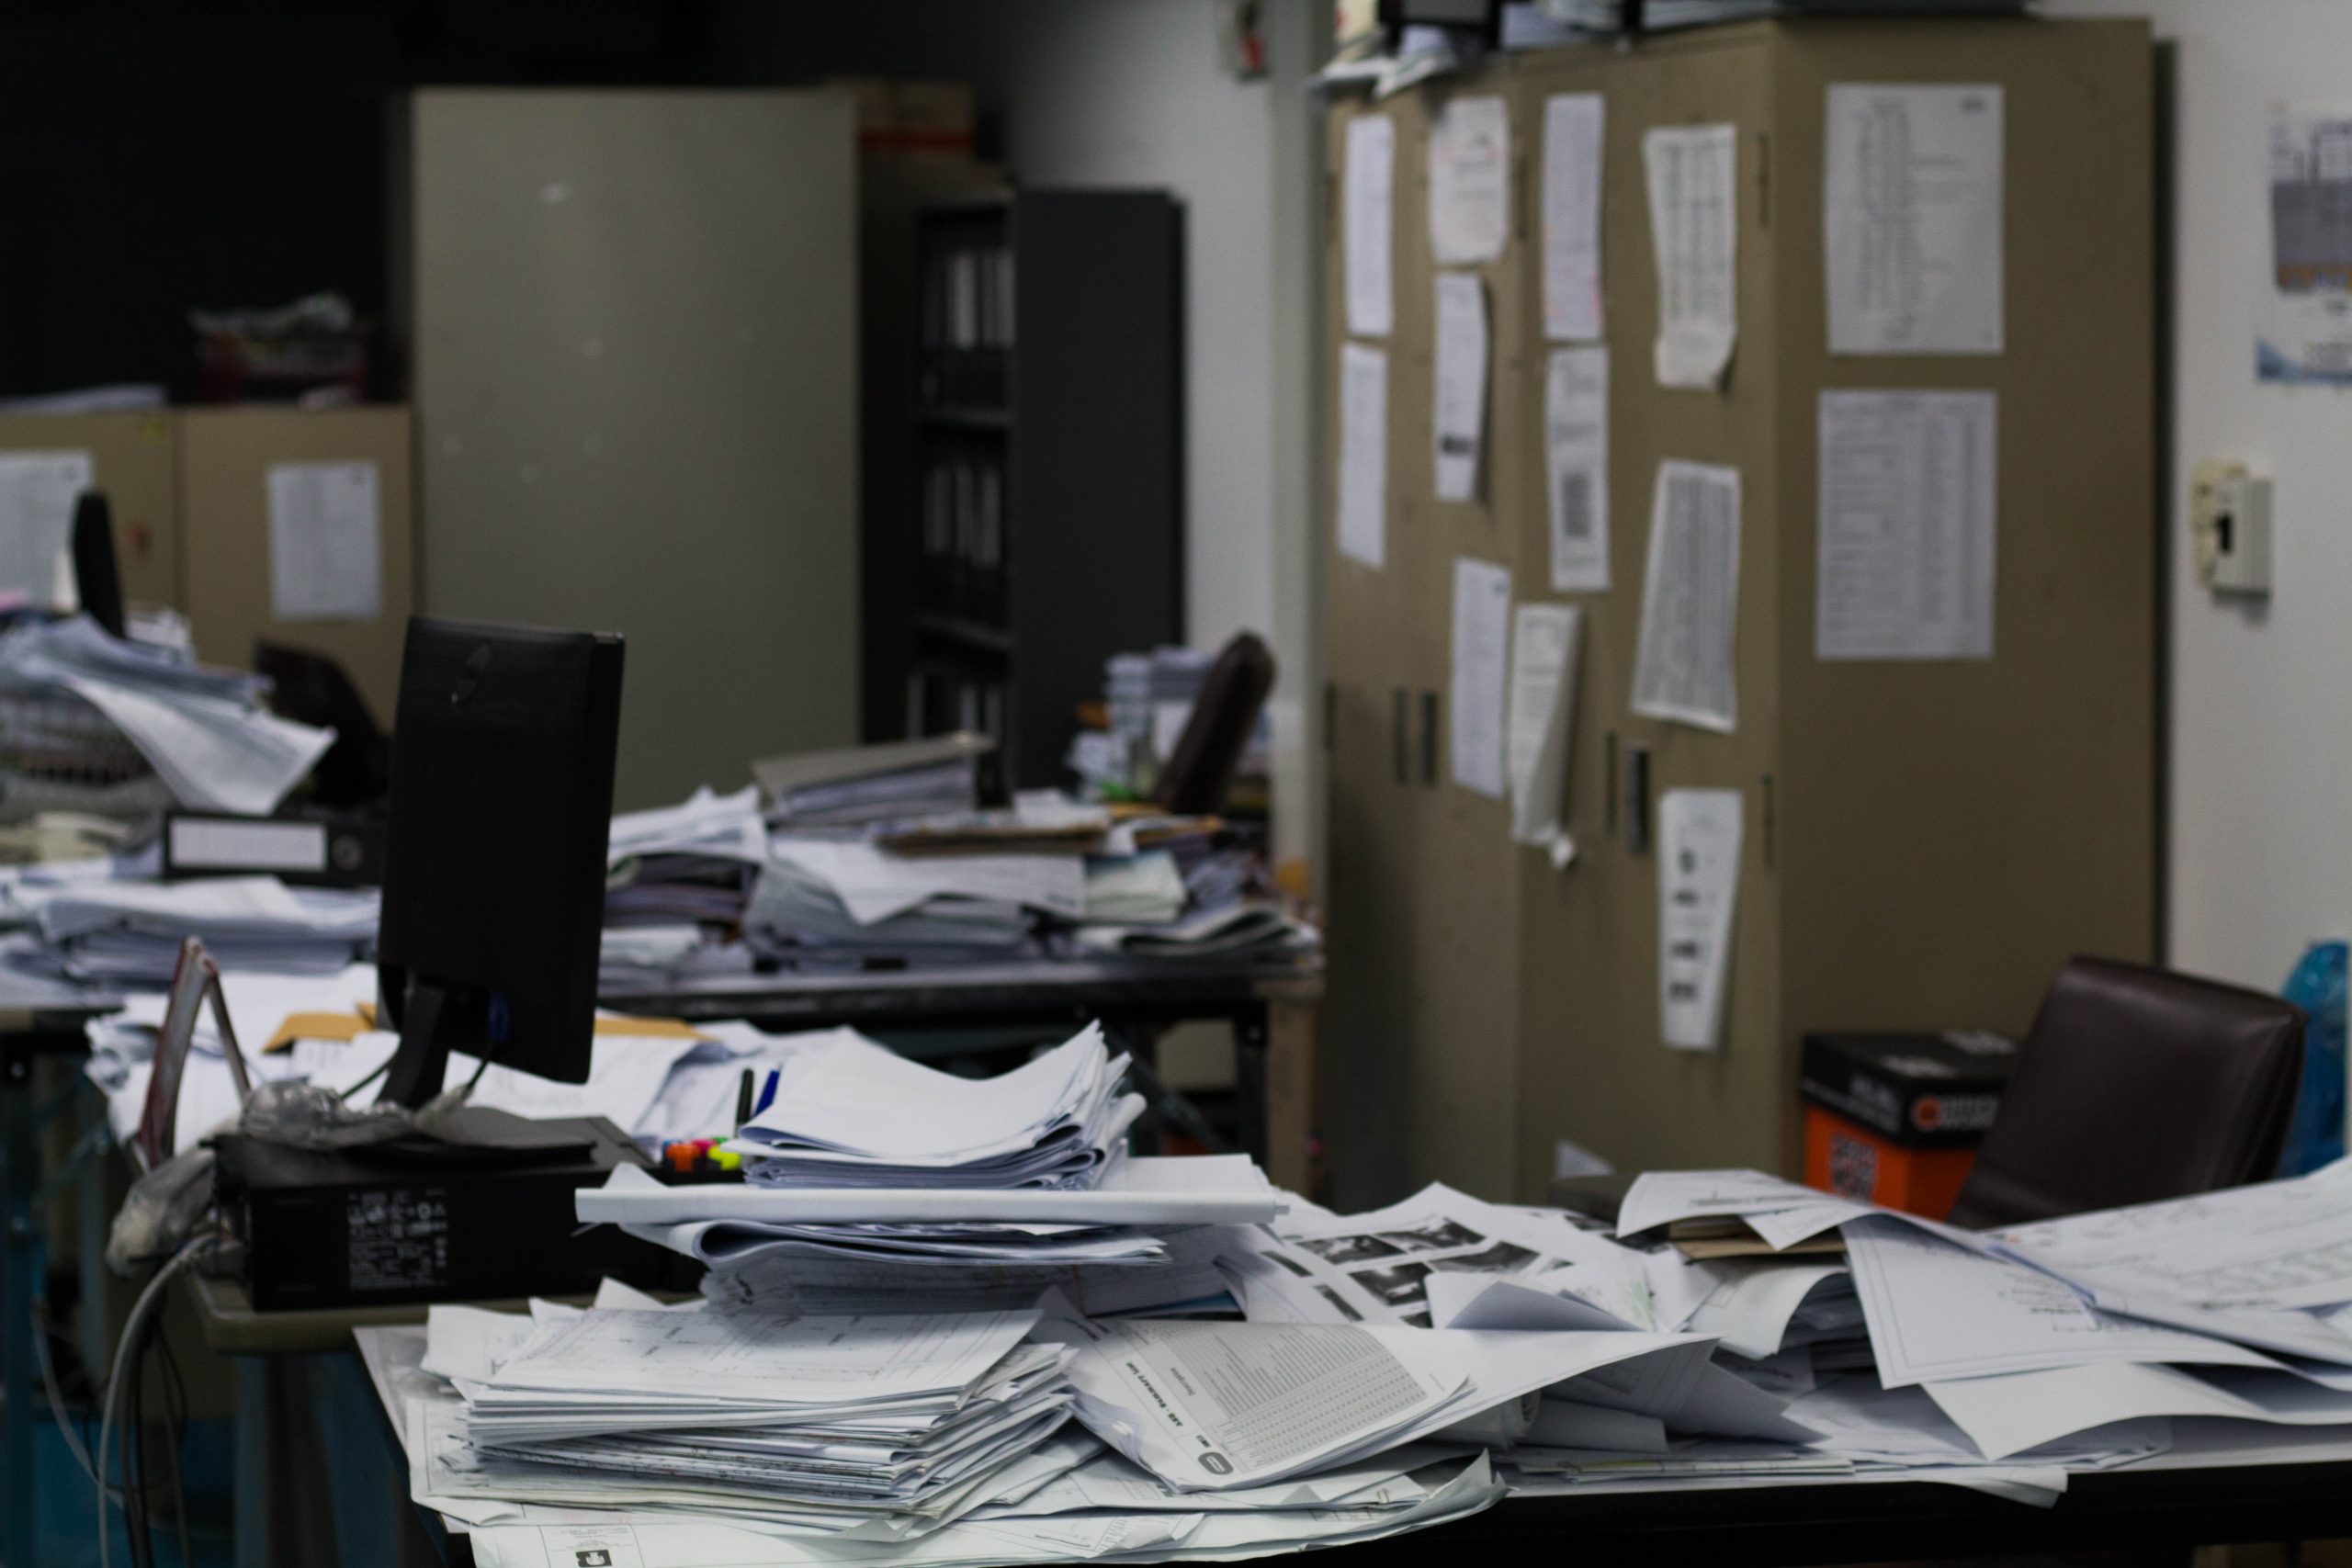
[96,1233,220,1568]
[34,1314,116,1499]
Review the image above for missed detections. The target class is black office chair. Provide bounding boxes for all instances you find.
[72,491,127,638]
[1152,633,1275,817]
[1948,956,2306,1229]
[254,641,392,808]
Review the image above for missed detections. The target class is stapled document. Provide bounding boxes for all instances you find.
[1545,345,1611,592]
[1507,603,1581,867]
[1657,789,1742,1051]
[1543,93,1606,342]
[1645,124,1738,388]
[1432,274,1489,502]
[1815,390,1997,660]
[1825,85,2004,355]
[1448,558,1512,799]
[267,460,383,621]
[1631,461,1740,732]
[1345,115,1396,338]
[1428,96,1510,265]
[0,450,92,605]
[1338,344,1389,569]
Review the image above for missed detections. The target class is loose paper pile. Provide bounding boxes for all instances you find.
[28,873,376,983]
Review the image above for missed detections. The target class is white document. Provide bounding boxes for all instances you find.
[1927,1362,2352,1463]
[1337,343,1390,569]
[1645,124,1739,388]
[1631,460,1740,732]
[62,675,334,818]
[1545,345,1611,592]
[1845,1219,2281,1391]
[1657,788,1743,1051]
[2261,106,2352,383]
[0,450,91,606]
[1543,93,1607,342]
[1448,557,1511,799]
[266,460,382,621]
[1617,1170,1840,1237]
[1825,85,2005,355]
[1685,1261,1850,1361]
[579,1157,1283,1229]
[1432,273,1489,502]
[1815,389,1997,660]
[1345,115,1396,337]
[767,837,1084,925]
[1428,96,1510,265]
[1507,603,1581,867]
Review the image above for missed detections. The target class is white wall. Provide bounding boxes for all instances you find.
[2034,0,2352,989]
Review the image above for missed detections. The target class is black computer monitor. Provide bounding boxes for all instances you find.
[375,616,625,1109]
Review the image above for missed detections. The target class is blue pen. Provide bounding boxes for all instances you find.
[753,1067,780,1117]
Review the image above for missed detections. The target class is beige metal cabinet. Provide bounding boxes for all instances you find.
[1323,19,2156,1207]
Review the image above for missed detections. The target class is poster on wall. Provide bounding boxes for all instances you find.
[2259,105,2352,384]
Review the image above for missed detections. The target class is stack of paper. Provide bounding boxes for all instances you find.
[1081,851,1188,925]
[28,874,376,983]
[0,614,333,816]
[604,784,770,929]
[755,734,989,829]
[746,837,1082,965]
[729,1025,1142,1191]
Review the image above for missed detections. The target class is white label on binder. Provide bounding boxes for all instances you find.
[1337,344,1389,569]
[1631,460,1740,733]
[1546,345,1611,592]
[1543,93,1606,342]
[1449,557,1512,799]
[1816,389,1998,660]
[267,460,382,622]
[1429,96,1510,265]
[1645,124,1739,389]
[1825,84,2004,355]
[1345,115,1396,337]
[1432,273,1488,503]
[1659,788,1742,1052]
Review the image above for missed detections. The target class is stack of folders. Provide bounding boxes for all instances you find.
[24,874,377,983]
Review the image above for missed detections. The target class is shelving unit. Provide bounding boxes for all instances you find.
[893,189,1184,788]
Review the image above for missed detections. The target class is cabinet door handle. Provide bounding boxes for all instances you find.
[1624,743,1652,855]
[1419,691,1439,788]
[1392,689,1409,785]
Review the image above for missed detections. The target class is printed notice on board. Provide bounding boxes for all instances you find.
[1345,115,1396,338]
[2260,105,2352,383]
[1509,602,1582,868]
[0,450,93,606]
[1645,124,1738,389]
[1659,788,1742,1052]
[1816,390,1997,660]
[1543,93,1606,342]
[1825,84,2005,355]
[1449,557,1512,799]
[1631,461,1740,733]
[1433,273,1489,502]
[1429,96,1510,265]
[268,460,382,622]
[1336,344,1389,570]
[1545,345,1610,592]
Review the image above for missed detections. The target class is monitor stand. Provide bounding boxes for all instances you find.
[372,977,594,1165]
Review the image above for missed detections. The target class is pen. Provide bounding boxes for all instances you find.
[734,1066,754,1129]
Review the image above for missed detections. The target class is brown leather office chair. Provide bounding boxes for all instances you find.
[1153,633,1275,817]
[1948,956,2306,1230]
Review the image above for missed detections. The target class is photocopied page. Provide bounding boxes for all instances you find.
[1545,345,1611,592]
[1815,389,1997,660]
[1507,602,1581,867]
[1345,114,1396,338]
[1448,557,1512,799]
[1631,460,1740,732]
[1428,95,1510,265]
[1644,124,1738,389]
[1543,92,1606,342]
[1657,788,1742,1051]
[1825,84,2004,355]
[266,458,383,622]
[0,449,92,604]
[1337,342,1390,569]
[1432,272,1489,503]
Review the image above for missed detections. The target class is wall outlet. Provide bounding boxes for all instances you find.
[2189,460,2272,596]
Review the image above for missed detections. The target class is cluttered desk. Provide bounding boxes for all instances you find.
[16,608,2352,1568]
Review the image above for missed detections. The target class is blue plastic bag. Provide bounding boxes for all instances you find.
[2278,940,2347,1177]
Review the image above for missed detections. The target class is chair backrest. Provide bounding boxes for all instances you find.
[1153,633,1274,817]
[72,491,126,638]
[1948,955,2306,1230]
[254,640,391,807]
